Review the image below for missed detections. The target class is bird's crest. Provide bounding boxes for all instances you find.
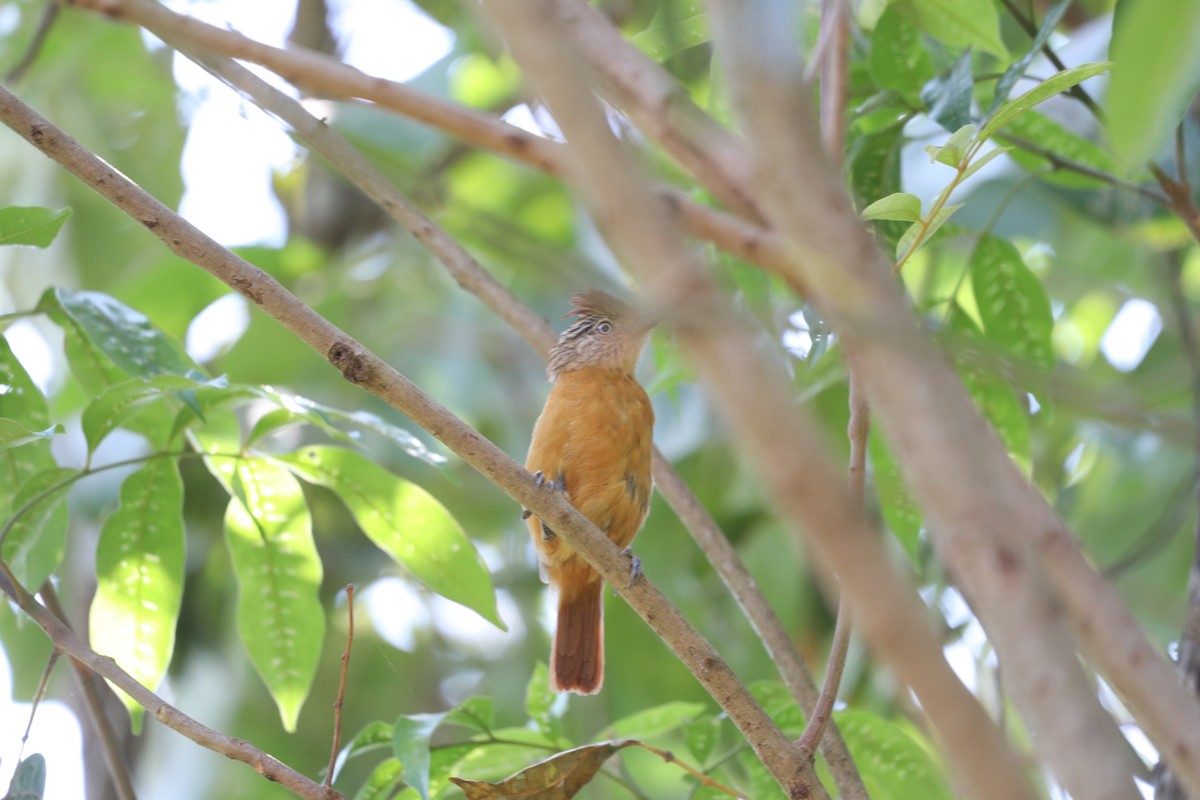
[564,289,631,321]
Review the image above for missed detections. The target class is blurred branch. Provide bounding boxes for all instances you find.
[4,3,59,83]
[0,79,816,800]
[40,583,139,800]
[52,0,792,282]
[482,3,1035,800]
[996,132,1168,203]
[704,1,1199,796]
[0,569,342,800]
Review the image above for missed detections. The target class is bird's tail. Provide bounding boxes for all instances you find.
[550,579,604,694]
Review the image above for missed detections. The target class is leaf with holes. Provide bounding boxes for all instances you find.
[0,206,72,248]
[2,467,77,590]
[89,458,184,733]
[224,458,324,732]
[971,235,1054,371]
[276,446,502,628]
[869,6,934,101]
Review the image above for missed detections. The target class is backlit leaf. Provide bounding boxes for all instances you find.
[607,701,705,739]
[835,709,954,800]
[89,458,184,733]
[980,62,1111,143]
[224,458,324,732]
[276,446,501,628]
[870,6,934,100]
[971,235,1054,371]
[2,467,77,590]
[393,712,447,800]
[0,206,72,248]
[894,0,1007,58]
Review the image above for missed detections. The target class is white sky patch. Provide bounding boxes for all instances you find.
[783,309,813,359]
[430,591,520,656]
[328,0,455,83]
[186,293,251,363]
[1100,299,1163,372]
[363,576,431,652]
[0,653,85,800]
[4,320,58,395]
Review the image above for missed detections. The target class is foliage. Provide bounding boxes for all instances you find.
[0,0,1198,798]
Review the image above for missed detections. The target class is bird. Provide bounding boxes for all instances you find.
[524,289,655,694]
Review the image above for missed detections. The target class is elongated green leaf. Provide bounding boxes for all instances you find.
[893,0,1007,58]
[2,467,77,590]
[353,758,405,800]
[277,446,501,628]
[861,193,922,222]
[607,701,705,739]
[835,710,954,800]
[45,287,197,379]
[1001,111,1116,188]
[870,6,934,100]
[869,431,923,562]
[525,662,561,742]
[0,206,72,248]
[0,336,56,522]
[224,458,324,732]
[980,62,1111,143]
[1108,0,1200,172]
[971,235,1054,371]
[850,126,907,250]
[89,458,185,734]
[393,712,447,800]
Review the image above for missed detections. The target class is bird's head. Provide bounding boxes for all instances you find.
[547,289,654,379]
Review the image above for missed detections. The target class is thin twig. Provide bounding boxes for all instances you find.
[996,132,1169,203]
[631,741,744,798]
[324,585,355,791]
[1176,123,1190,187]
[40,583,139,800]
[4,4,60,83]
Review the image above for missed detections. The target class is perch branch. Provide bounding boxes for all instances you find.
[482,3,1037,800]
[707,1,1192,796]
[0,81,814,800]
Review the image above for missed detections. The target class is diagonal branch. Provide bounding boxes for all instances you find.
[0,81,805,800]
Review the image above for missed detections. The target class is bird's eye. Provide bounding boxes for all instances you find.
[595,321,613,334]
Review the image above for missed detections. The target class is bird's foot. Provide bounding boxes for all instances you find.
[522,471,564,540]
[623,546,642,588]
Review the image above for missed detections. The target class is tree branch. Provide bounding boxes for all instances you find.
[0,80,810,800]
[705,1,1198,796]
[481,3,1037,799]
[0,575,341,800]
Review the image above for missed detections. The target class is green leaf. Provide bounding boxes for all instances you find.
[1108,0,1200,172]
[684,716,719,764]
[224,458,325,732]
[0,207,72,248]
[631,6,709,62]
[0,337,55,525]
[850,126,907,251]
[81,375,213,455]
[444,696,495,734]
[44,288,197,379]
[393,712,446,800]
[353,758,405,800]
[971,235,1054,371]
[339,720,395,765]
[525,662,561,742]
[448,727,557,784]
[989,0,1072,110]
[1000,111,1117,188]
[869,431,923,562]
[870,6,935,100]
[0,420,61,453]
[836,709,954,800]
[861,193,922,222]
[893,0,1008,58]
[748,681,805,736]
[607,701,706,739]
[925,124,977,168]
[947,307,1031,462]
[920,50,975,133]
[276,446,502,628]
[980,62,1111,143]
[959,145,1012,182]
[2,467,77,590]
[89,458,185,734]
[10,753,47,799]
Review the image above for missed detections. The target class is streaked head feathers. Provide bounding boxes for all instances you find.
[547,289,651,379]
